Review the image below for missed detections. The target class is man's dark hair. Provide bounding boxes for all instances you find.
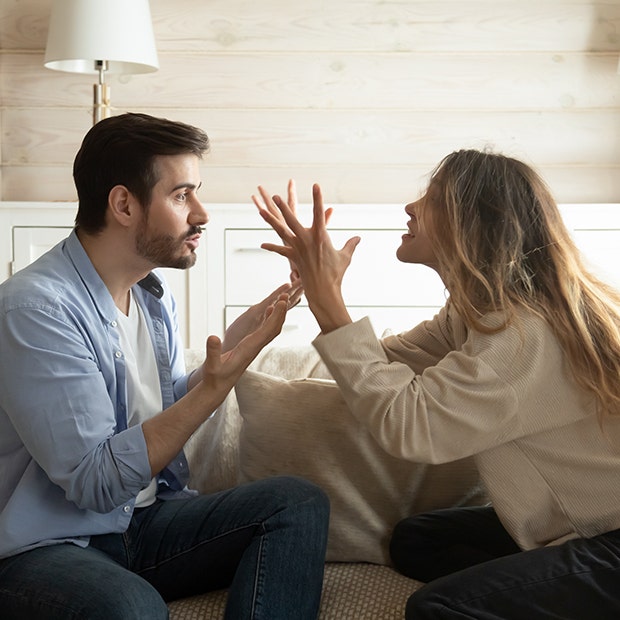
[73,113,210,233]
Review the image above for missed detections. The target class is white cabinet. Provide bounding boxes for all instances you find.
[223,226,447,345]
[2,201,620,350]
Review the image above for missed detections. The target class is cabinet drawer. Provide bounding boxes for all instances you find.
[225,228,446,307]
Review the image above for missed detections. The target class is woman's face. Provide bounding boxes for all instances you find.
[396,182,441,274]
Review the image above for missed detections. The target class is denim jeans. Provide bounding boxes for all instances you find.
[390,505,620,619]
[0,476,330,620]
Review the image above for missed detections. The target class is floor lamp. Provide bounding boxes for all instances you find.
[44,0,159,125]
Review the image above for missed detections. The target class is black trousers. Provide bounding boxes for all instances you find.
[390,506,620,619]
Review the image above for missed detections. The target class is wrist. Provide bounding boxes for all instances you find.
[307,286,351,333]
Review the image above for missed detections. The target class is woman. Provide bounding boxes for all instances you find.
[252,149,620,619]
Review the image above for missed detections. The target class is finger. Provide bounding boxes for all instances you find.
[204,335,223,372]
[311,183,327,232]
[287,286,304,308]
[259,203,305,245]
[262,298,288,331]
[260,242,295,259]
[271,281,296,296]
[253,186,279,217]
[342,235,362,259]
[271,194,308,236]
[324,206,334,226]
[257,205,294,241]
[287,179,297,213]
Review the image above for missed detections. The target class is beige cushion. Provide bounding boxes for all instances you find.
[183,345,333,495]
[234,369,485,564]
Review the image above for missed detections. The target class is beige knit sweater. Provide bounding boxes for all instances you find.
[312,304,620,551]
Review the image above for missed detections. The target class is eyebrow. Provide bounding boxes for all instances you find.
[171,181,202,192]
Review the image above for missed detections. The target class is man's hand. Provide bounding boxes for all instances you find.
[221,281,303,353]
[200,290,291,399]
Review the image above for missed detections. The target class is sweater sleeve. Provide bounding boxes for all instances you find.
[312,312,581,464]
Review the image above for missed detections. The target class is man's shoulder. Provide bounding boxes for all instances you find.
[0,242,76,312]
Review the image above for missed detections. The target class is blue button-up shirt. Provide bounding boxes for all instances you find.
[0,230,194,558]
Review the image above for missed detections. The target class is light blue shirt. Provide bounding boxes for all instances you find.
[0,230,194,558]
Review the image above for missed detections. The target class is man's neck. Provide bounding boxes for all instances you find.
[76,228,150,313]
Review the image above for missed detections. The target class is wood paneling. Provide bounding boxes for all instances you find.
[3,1,620,53]
[1,0,619,204]
[3,162,618,206]
[3,51,620,110]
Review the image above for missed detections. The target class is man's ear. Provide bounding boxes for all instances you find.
[108,185,137,228]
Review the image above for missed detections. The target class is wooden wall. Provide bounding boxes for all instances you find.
[1,0,619,205]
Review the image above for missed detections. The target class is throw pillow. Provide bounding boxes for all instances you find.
[234,370,485,564]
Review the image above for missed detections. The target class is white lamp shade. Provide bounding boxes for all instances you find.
[44,0,159,75]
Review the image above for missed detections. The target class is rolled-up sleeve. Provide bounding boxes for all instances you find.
[0,303,152,513]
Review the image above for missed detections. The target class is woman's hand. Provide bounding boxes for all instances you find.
[252,181,360,333]
[253,179,332,282]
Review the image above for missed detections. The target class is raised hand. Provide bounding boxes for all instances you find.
[200,291,290,393]
[252,182,360,333]
[222,280,303,353]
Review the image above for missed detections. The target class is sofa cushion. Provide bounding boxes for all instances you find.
[234,369,485,564]
[168,562,422,620]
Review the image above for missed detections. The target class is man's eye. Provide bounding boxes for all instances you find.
[176,193,187,201]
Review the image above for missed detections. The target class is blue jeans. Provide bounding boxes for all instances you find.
[0,476,329,620]
[390,506,620,619]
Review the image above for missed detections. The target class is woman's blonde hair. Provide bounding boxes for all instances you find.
[426,148,620,418]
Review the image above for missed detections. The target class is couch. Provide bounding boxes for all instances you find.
[168,344,486,619]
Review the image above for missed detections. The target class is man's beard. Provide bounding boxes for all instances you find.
[136,220,201,270]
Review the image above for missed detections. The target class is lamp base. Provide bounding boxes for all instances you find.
[93,83,111,125]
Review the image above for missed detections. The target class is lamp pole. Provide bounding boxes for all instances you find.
[93,60,111,125]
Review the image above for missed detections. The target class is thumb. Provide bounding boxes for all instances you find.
[204,335,222,371]
[342,235,361,258]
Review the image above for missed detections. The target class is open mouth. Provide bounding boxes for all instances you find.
[185,234,201,250]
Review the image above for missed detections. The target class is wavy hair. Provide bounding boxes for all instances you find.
[425,149,620,418]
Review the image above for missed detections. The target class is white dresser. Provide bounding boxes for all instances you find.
[1,202,619,349]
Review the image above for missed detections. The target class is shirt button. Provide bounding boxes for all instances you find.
[115,351,122,358]
[123,505,131,513]
[110,320,117,328]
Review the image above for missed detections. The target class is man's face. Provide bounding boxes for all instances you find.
[135,154,208,270]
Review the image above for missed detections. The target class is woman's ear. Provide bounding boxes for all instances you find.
[107,185,135,228]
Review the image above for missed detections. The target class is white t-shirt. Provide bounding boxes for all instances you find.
[116,291,162,508]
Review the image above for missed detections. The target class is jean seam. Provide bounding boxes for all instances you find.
[136,521,262,576]
[250,525,267,619]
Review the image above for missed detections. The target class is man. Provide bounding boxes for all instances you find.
[0,113,329,619]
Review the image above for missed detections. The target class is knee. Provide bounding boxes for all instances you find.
[390,517,426,579]
[90,576,169,620]
[267,475,330,517]
[390,518,410,568]
[405,586,444,620]
[261,475,330,546]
